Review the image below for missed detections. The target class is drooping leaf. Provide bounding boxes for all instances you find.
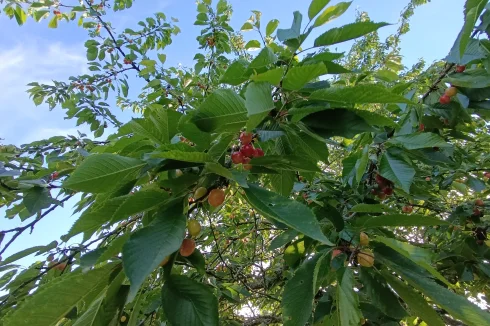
[310,84,414,104]
[245,82,275,130]
[2,264,121,326]
[191,90,247,132]
[0,244,51,267]
[123,206,186,301]
[250,67,285,85]
[277,11,302,42]
[23,187,54,213]
[269,229,299,250]
[266,19,280,36]
[389,133,452,150]
[220,60,249,85]
[243,184,333,245]
[282,254,326,326]
[270,170,296,196]
[336,267,363,326]
[162,275,219,326]
[314,21,389,47]
[249,47,278,69]
[63,154,146,193]
[379,151,415,193]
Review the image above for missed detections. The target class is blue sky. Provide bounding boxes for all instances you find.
[0,0,464,267]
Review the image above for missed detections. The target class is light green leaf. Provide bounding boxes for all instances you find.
[96,233,131,264]
[269,229,299,250]
[23,187,53,213]
[310,84,414,104]
[0,245,48,267]
[282,254,326,325]
[67,190,169,238]
[389,133,452,150]
[245,82,274,130]
[192,89,247,132]
[245,40,261,50]
[354,214,449,228]
[277,11,302,42]
[381,271,445,326]
[220,59,249,85]
[150,150,213,163]
[241,22,254,31]
[313,1,352,27]
[266,19,280,36]
[355,145,369,183]
[158,53,167,64]
[283,63,327,90]
[14,6,27,25]
[243,184,333,245]
[3,264,120,326]
[162,275,219,326]
[204,163,249,188]
[336,267,362,326]
[250,67,285,85]
[123,206,186,301]
[63,154,145,193]
[308,0,330,20]
[375,69,399,82]
[249,47,278,69]
[459,0,488,58]
[314,21,389,47]
[379,151,415,193]
[48,15,58,28]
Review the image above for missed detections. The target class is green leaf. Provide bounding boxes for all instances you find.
[23,187,53,213]
[389,133,452,150]
[354,214,449,228]
[444,67,490,88]
[243,184,333,245]
[240,22,254,31]
[313,1,352,27]
[249,47,278,69]
[14,6,27,25]
[375,236,451,287]
[87,47,98,61]
[245,82,274,130]
[63,154,145,193]
[379,151,415,193]
[220,59,249,85]
[162,275,219,326]
[178,115,211,151]
[375,69,399,82]
[301,109,374,139]
[269,229,299,250]
[381,271,445,326]
[67,190,169,238]
[359,269,407,319]
[151,151,213,163]
[204,163,249,188]
[48,15,58,28]
[459,0,488,58]
[96,233,131,264]
[376,245,490,326]
[282,254,326,325]
[245,40,261,50]
[192,90,247,132]
[250,67,285,85]
[314,21,389,47]
[355,145,369,183]
[158,53,167,64]
[350,204,395,213]
[313,205,344,231]
[310,84,414,104]
[197,3,207,13]
[308,0,330,20]
[336,267,362,326]
[270,170,295,196]
[128,106,181,145]
[123,206,186,301]
[277,11,302,42]
[283,63,327,90]
[250,155,320,172]
[2,264,120,326]
[284,126,329,162]
[0,245,47,267]
[266,19,280,36]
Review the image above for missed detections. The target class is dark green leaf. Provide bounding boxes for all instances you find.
[336,267,363,326]
[277,11,302,41]
[283,63,327,90]
[314,22,389,47]
[310,84,414,104]
[354,214,449,228]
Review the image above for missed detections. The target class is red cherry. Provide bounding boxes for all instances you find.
[439,95,451,105]
[425,177,431,182]
[456,65,466,73]
[254,148,264,158]
[240,144,255,158]
[239,132,253,145]
[473,208,482,217]
[378,192,387,200]
[475,199,485,207]
[383,187,393,196]
[418,123,425,132]
[375,174,388,187]
[51,172,59,180]
[231,152,244,164]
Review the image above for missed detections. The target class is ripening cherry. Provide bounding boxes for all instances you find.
[51,171,59,180]
[242,157,252,170]
[418,123,425,132]
[240,144,255,158]
[193,187,207,200]
[239,132,253,145]
[485,172,490,179]
[439,94,451,105]
[359,232,369,246]
[378,192,387,200]
[188,219,201,237]
[455,65,466,73]
[180,239,196,257]
[208,189,225,207]
[475,199,485,207]
[331,249,342,260]
[254,148,264,158]
[357,249,375,267]
[425,177,431,182]
[231,151,244,164]
[175,169,183,177]
[445,86,458,97]
[473,208,482,217]
[402,205,413,214]
[55,262,67,271]
[120,316,127,323]
[383,187,393,196]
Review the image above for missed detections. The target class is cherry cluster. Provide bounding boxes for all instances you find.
[371,174,394,200]
[231,132,264,171]
[439,65,465,104]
